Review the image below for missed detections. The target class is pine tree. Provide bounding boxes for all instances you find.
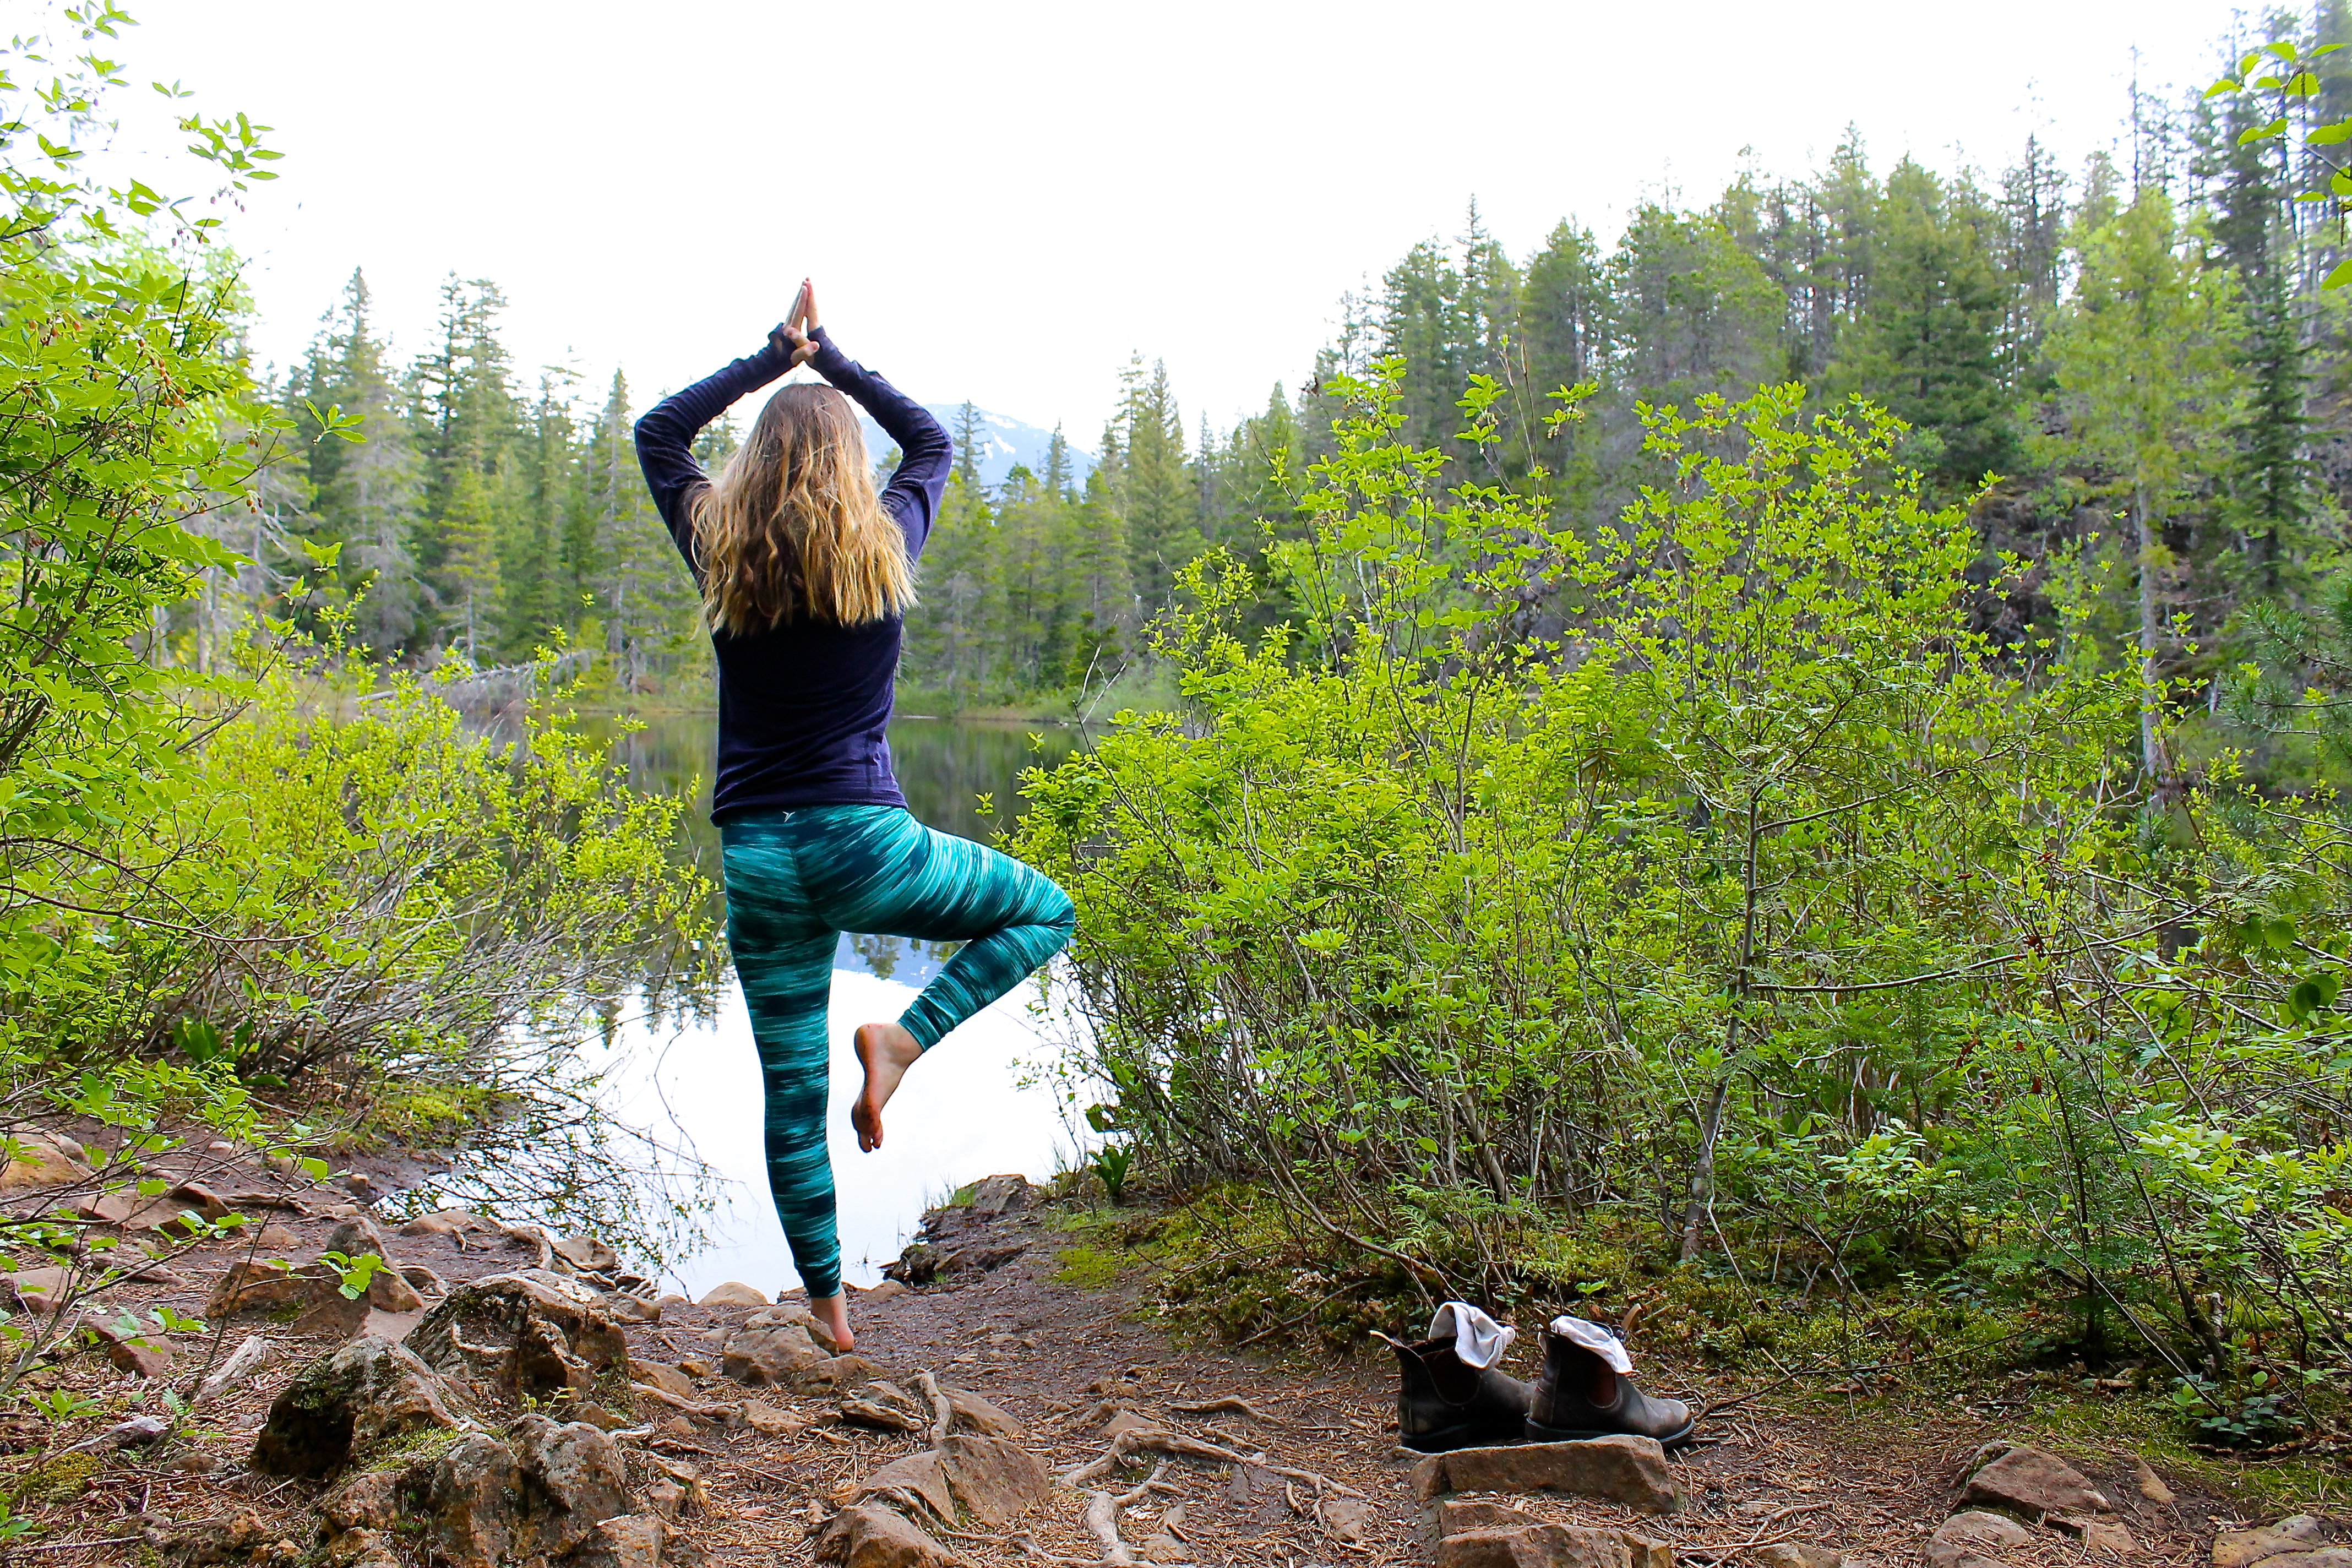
[954,401,986,491]
[1828,160,2014,493]
[1043,424,1073,499]
[1114,358,1196,608]
[2044,189,2246,786]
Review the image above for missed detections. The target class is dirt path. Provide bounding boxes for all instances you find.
[0,1150,2313,1566]
[633,1192,2263,1567]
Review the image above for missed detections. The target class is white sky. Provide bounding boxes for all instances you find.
[111,0,2242,440]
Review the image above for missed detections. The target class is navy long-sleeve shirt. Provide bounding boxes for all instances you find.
[634,326,952,821]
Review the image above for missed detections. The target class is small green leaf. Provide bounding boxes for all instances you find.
[2288,71,2322,96]
[2325,255,2352,290]
[2311,120,2352,144]
[2241,116,2291,145]
[2204,78,2242,99]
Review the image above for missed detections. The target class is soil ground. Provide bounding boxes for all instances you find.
[0,1143,2338,1566]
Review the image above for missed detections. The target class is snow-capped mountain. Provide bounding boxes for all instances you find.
[856,405,1093,491]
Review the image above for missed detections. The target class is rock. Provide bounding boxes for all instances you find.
[633,1358,700,1400]
[553,1233,619,1274]
[1140,1528,1191,1563]
[1103,1408,1158,1438]
[797,1352,884,1391]
[1411,1436,1681,1514]
[206,1258,368,1337]
[250,1334,462,1479]
[107,1414,168,1446]
[326,1215,389,1258]
[1320,1494,1375,1544]
[88,1315,172,1379]
[321,1468,403,1533]
[862,1279,908,1303]
[570,1513,667,1568]
[884,1242,943,1286]
[407,1270,627,1402]
[855,1447,957,1521]
[638,1453,706,1520]
[721,1319,822,1386]
[1926,1511,2040,1568]
[607,1292,661,1323]
[943,1384,1023,1440]
[344,1172,376,1199]
[1963,1445,2110,1521]
[3,1266,66,1311]
[1439,1524,1674,1568]
[165,1180,232,1222]
[743,1398,803,1438]
[678,1357,712,1378]
[363,1264,426,1314]
[164,1511,273,1564]
[699,1280,767,1306]
[326,1527,403,1568]
[652,1293,690,1315]
[399,1262,448,1299]
[254,1223,301,1250]
[1755,1547,1847,1568]
[413,1431,521,1567]
[0,1131,92,1189]
[567,1400,634,1431]
[815,1502,960,1566]
[938,1433,1050,1527]
[400,1209,489,1238]
[2133,1460,2174,1506]
[966,1174,1034,1215]
[2065,1518,2138,1556]
[509,1412,633,1555]
[75,1191,133,1226]
[2214,1518,2350,1568]
[1442,1500,1533,1533]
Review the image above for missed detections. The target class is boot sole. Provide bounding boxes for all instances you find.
[1525,1417,1697,1450]
[1401,1421,1528,1453]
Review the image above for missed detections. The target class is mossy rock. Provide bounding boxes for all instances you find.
[10,1450,100,1505]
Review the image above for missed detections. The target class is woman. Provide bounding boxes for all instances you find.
[634,281,1075,1350]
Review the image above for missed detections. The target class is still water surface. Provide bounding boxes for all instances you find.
[587,711,1093,1297]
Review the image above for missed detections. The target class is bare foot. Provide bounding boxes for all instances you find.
[852,1021,923,1153]
[810,1291,853,1351]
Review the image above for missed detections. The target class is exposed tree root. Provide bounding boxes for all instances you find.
[914,1369,954,1444]
[1165,1395,1273,1420]
[1084,1460,1180,1565]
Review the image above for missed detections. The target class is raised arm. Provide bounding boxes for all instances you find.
[799,325,954,558]
[633,338,792,568]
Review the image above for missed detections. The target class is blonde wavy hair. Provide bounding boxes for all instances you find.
[687,383,914,634]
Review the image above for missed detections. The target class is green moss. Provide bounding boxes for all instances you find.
[8,1451,100,1505]
[1054,1245,1124,1289]
[355,1423,461,1473]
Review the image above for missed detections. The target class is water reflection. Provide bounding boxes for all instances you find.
[579,710,1093,1293]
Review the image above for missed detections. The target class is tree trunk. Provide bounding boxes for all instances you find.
[2136,486,2165,791]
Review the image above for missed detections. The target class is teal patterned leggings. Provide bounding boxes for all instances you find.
[719,804,1075,1299]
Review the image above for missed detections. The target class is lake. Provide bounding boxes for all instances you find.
[580,710,1096,1298]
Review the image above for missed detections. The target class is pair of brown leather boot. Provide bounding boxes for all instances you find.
[1387,1320,1696,1453]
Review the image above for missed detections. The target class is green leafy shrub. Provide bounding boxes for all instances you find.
[1016,362,2352,1428]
